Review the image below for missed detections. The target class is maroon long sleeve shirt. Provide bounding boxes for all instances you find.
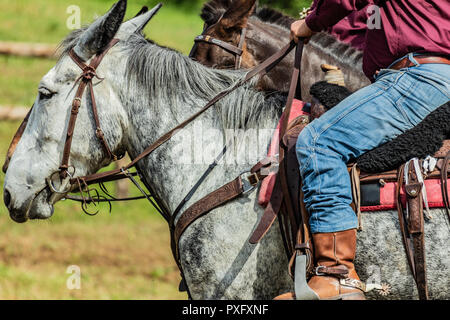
[327,8,369,51]
[309,0,370,51]
[306,0,450,81]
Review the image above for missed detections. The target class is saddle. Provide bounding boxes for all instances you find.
[252,104,450,300]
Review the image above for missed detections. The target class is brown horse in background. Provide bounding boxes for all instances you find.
[191,0,370,100]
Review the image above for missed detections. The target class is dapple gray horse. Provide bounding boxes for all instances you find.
[3,1,449,299]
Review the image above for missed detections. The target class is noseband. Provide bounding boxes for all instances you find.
[58,39,120,181]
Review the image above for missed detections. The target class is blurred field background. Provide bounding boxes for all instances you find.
[0,0,311,299]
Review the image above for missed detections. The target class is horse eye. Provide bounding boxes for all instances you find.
[38,87,56,100]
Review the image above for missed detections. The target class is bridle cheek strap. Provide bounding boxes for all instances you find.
[60,39,120,178]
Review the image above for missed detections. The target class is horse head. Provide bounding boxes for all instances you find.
[3,0,159,223]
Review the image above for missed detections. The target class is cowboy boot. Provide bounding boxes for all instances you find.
[307,229,366,300]
[274,229,365,300]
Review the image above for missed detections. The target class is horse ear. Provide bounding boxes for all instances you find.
[73,0,127,61]
[134,6,149,18]
[118,3,162,37]
[220,0,256,31]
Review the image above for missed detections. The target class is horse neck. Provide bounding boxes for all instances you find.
[246,17,294,92]
[305,32,369,93]
[119,51,282,216]
[245,15,368,95]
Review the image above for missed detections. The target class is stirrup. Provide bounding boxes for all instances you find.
[294,254,319,300]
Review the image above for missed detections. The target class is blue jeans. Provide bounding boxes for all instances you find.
[296,54,450,234]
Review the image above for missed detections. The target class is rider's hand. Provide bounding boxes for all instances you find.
[290,19,315,44]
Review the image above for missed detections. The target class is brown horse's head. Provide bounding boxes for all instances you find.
[192,0,257,70]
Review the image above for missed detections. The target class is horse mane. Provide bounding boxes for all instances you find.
[308,31,364,72]
[200,0,234,26]
[253,7,295,29]
[58,29,284,131]
[124,33,285,130]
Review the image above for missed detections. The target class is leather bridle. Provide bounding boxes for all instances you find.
[189,4,256,70]
[46,39,122,196]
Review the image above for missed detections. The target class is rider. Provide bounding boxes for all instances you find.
[280,0,450,300]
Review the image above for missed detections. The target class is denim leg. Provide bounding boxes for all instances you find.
[296,63,450,234]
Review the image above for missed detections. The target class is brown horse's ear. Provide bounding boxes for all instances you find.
[219,0,256,31]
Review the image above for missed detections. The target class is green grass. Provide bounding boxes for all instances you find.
[0,0,204,46]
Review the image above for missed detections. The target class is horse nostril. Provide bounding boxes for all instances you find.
[3,189,11,208]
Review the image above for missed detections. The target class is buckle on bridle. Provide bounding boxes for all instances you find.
[82,66,97,80]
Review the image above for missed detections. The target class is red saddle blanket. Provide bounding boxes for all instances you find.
[259,100,450,212]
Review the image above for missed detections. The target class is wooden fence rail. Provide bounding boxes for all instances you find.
[0,41,57,59]
[0,106,30,121]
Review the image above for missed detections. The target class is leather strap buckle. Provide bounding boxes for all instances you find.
[96,128,105,139]
[315,265,349,279]
[247,172,260,186]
